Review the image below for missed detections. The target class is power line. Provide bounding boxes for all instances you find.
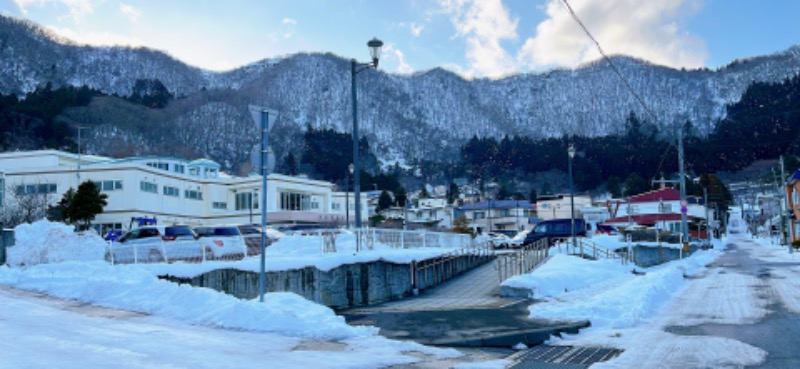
[559,0,679,181]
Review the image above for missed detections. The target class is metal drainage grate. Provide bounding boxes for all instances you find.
[508,345,623,369]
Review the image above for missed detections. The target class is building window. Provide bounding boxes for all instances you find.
[235,192,258,211]
[140,181,157,194]
[332,203,341,211]
[174,164,185,174]
[474,212,485,220]
[92,180,122,192]
[147,162,169,171]
[185,189,203,200]
[16,183,57,195]
[163,186,180,197]
[212,202,227,210]
[280,191,311,211]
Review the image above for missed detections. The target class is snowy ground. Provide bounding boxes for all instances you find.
[2,217,794,368]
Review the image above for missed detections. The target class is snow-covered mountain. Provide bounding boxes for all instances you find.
[3,15,800,170]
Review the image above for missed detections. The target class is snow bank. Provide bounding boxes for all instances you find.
[502,254,631,297]
[7,219,107,266]
[0,261,375,340]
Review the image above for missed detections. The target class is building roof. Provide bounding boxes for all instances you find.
[606,213,702,226]
[629,188,680,203]
[459,200,532,211]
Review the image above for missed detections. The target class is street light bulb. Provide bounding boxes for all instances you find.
[367,37,384,68]
[348,163,354,174]
[568,144,576,159]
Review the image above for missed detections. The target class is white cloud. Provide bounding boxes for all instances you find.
[281,17,296,38]
[439,0,518,78]
[410,22,423,37]
[14,0,94,22]
[383,44,413,74]
[518,0,707,70]
[119,3,140,23]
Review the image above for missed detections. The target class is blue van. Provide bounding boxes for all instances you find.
[523,218,587,246]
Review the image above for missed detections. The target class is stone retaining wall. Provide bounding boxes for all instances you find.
[162,254,493,310]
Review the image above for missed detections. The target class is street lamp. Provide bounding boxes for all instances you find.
[568,144,577,252]
[351,37,383,250]
[346,163,353,229]
[76,126,88,182]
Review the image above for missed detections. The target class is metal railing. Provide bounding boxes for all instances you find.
[561,238,630,264]
[411,240,495,289]
[495,238,550,282]
[107,239,249,265]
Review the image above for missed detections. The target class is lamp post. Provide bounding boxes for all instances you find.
[351,37,383,250]
[249,106,277,303]
[568,144,577,252]
[346,163,353,229]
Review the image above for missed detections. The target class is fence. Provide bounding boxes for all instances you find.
[558,238,631,264]
[412,240,495,290]
[107,239,250,265]
[495,238,550,282]
[109,228,474,265]
[283,228,472,253]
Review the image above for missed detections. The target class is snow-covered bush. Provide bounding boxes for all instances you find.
[7,219,107,267]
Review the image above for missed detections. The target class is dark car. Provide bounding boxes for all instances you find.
[595,224,618,236]
[523,218,587,246]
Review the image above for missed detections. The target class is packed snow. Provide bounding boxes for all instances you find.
[1,219,465,368]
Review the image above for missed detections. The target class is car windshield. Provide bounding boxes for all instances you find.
[238,226,260,235]
[213,227,240,236]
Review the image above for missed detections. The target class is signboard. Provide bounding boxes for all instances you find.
[680,199,688,214]
[681,206,688,214]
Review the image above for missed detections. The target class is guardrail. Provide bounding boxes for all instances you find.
[495,238,550,282]
[107,239,248,265]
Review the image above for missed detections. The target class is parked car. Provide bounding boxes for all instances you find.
[523,218,587,246]
[595,224,618,236]
[193,225,248,260]
[486,232,511,249]
[236,224,282,255]
[110,225,200,263]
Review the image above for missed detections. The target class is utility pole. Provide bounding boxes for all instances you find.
[677,128,688,240]
[704,187,711,245]
[76,126,88,182]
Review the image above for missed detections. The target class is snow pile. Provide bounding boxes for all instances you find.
[7,219,107,266]
[518,238,722,329]
[502,254,631,297]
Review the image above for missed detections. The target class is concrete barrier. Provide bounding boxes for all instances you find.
[162,254,493,310]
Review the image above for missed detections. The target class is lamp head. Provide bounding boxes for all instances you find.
[568,144,576,159]
[367,38,383,68]
[348,163,354,174]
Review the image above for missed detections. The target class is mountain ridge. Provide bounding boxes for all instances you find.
[2,14,800,172]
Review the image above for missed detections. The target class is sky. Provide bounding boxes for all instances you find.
[1,0,799,79]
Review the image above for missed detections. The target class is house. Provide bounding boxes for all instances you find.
[534,194,592,221]
[785,169,800,242]
[0,150,368,232]
[455,200,533,235]
[380,198,454,229]
[604,188,714,236]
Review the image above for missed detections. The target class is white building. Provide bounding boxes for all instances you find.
[0,150,367,231]
[534,194,593,221]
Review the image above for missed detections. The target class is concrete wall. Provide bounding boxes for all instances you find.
[162,254,493,310]
[632,245,697,267]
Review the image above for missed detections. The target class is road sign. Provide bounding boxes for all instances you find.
[681,206,688,214]
[680,199,688,207]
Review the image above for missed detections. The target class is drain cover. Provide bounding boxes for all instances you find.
[508,345,622,369]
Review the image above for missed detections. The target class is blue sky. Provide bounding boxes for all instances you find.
[2,0,799,78]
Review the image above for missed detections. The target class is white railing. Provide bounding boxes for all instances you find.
[495,238,550,282]
[283,228,472,253]
[562,238,630,264]
[107,239,250,265]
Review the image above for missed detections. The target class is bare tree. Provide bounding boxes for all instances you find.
[0,183,53,228]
